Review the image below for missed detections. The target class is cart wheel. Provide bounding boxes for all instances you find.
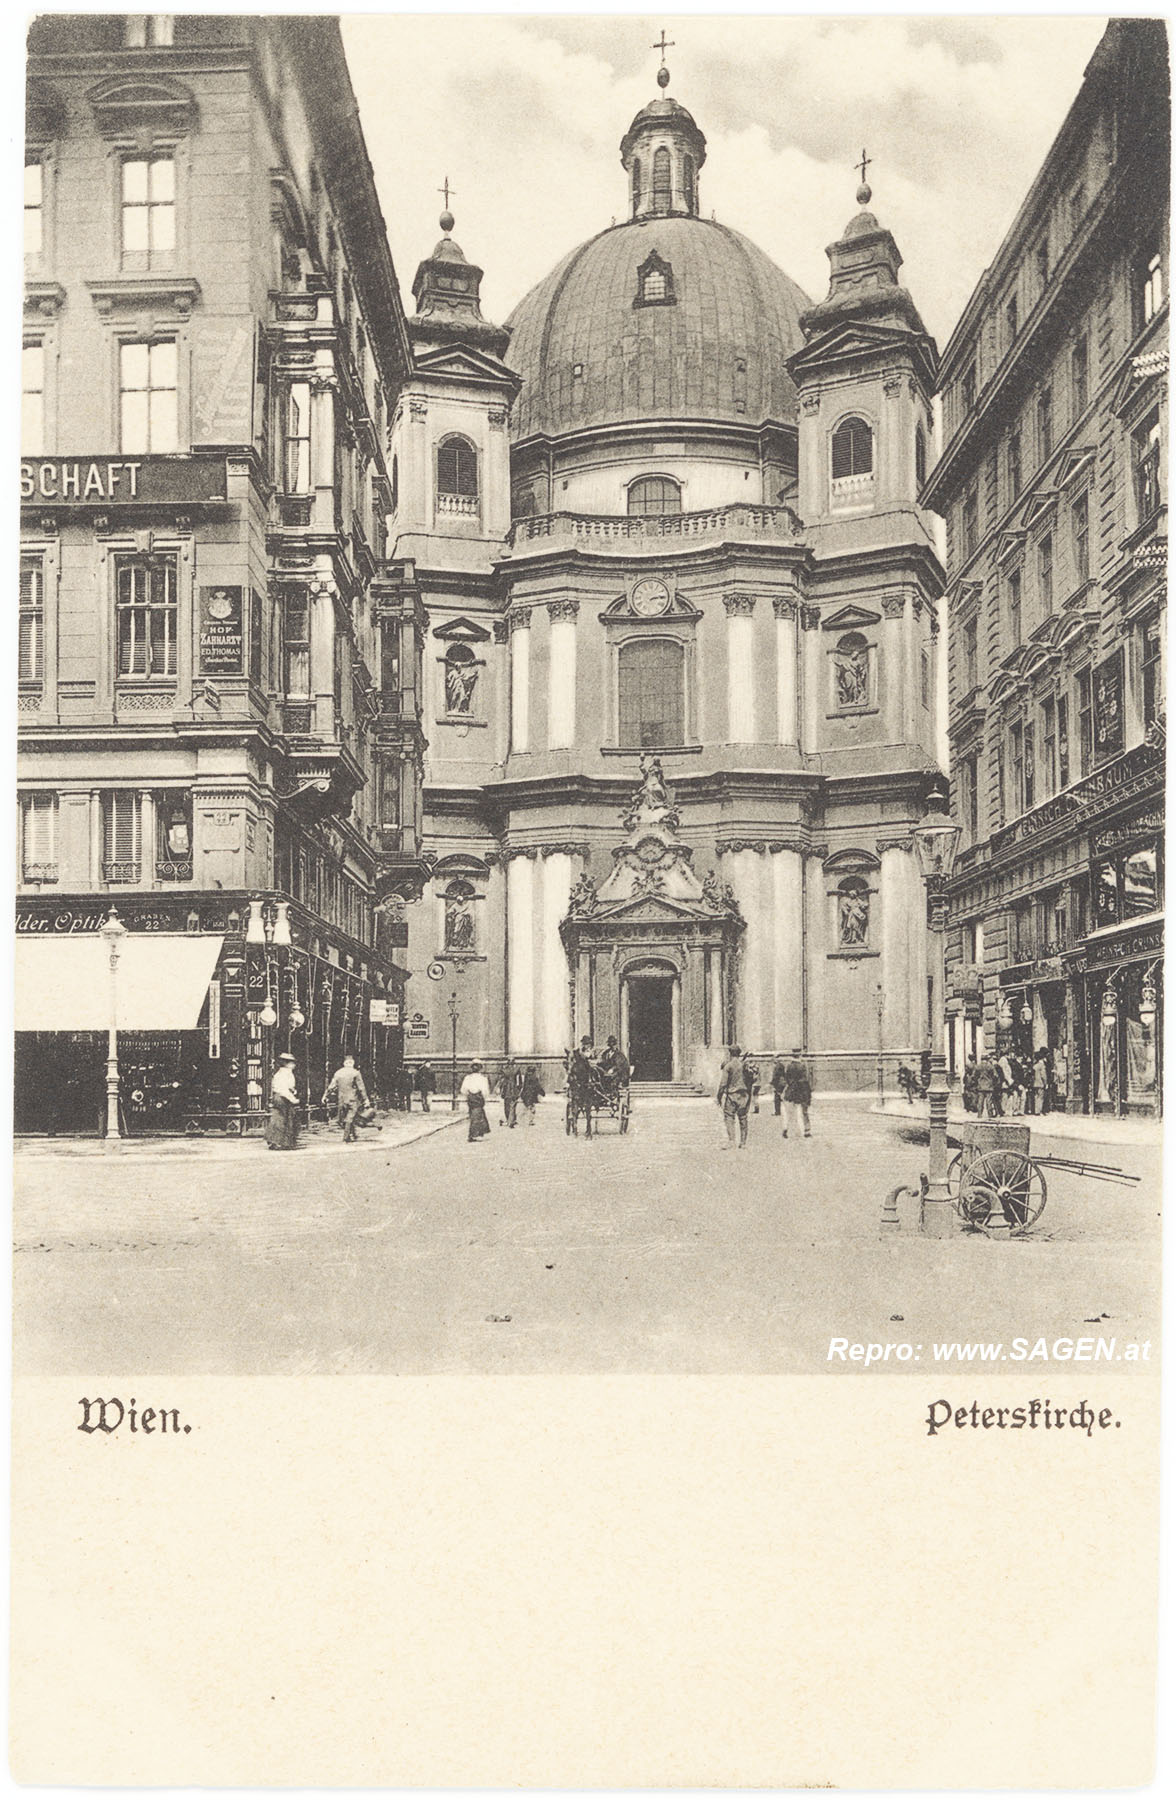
[946,1152,966,1206]
[964,1149,1048,1232]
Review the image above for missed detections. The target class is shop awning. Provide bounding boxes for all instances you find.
[15,934,223,1033]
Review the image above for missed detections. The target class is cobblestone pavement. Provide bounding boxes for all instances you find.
[14,1097,1161,1376]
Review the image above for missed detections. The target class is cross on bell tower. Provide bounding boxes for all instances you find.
[651,28,674,88]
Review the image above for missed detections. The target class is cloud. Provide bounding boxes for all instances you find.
[343,13,1108,349]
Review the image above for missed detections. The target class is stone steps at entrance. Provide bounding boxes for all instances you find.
[630,1080,703,1099]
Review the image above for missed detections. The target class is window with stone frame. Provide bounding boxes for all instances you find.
[1071,490,1090,583]
[20,793,58,883]
[1038,531,1054,612]
[1008,567,1022,644]
[1037,384,1053,463]
[628,474,681,517]
[1142,613,1164,728]
[19,555,44,684]
[24,159,43,261]
[1041,695,1057,797]
[120,152,175,272]
[831,416,873,480]
[1133,409,1162,522]
[281,585,311,700]
[1071,334,1088,418]
[1138,245,1165,330]
[1057,693,1070,787]
[1077,667,1093,776]
[436,436,478,511]
[155,792,193,879]
[635,251,675,307]
[1007,426,1022,500]
[962,616,978,693]
[115,552,177,679]
[102,791,142,883]
[119,339,178,454]
[22,342,44,456]
[617,638,685,748]
[284,381,312,492]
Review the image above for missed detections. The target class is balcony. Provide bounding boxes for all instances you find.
[103,860,141,884]
[830,472,875,512]
[507,502,803,555]
[156,858,193,882]
[21,862,58,884]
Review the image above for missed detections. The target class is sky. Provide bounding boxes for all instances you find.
[343,11,1110,352]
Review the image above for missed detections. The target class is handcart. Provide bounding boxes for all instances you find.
[946,1121,1139,1235]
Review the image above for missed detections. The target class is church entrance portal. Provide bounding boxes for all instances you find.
[626,973,675,1081]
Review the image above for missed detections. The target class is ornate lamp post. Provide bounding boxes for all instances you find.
[99,906,127,1141]
[912,781,962,1236]
[448,984,460,1111]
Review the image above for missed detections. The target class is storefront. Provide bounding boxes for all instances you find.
[14,893,407,1136]
[1073,806,1164,1118]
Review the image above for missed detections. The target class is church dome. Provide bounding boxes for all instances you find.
[505,215,812,440]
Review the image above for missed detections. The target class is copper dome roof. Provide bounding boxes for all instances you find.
[505,215,812,440]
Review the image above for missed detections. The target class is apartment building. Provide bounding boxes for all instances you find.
[17,13,425,1133]
[925,19,1168,1115]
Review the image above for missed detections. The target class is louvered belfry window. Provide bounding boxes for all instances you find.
[652,147,672,215]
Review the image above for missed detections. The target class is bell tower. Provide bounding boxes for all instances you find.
[619,47,707,220]
[788,169,937,533]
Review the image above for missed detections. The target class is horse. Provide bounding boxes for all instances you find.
[565,1050,597,1138]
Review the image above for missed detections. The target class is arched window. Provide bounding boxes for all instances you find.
[683,154,695,214]
[618,639,685,748]
[831,416,874,479]
[631,156,641,217]
[628,475,682,518]
[443,642,478,715]
[837,876,870,949]
[436,435,478,508]
[652,146,672,215]
[443,879,476,952]
[915,424,927,490]
[635,252,675,308]
[832,632,871,710]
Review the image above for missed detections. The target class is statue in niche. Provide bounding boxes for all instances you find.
[834,634,870,709]
[444,883,476,951]
[838,881,870,948]
[444,644,479,715]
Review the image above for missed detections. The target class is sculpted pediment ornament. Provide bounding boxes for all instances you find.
[821,603,882,631]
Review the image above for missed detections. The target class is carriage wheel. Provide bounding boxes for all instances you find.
[961,1149,1048,1233]
[946,1152,966,1207]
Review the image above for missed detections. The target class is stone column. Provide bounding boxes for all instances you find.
[770,844,805,1047]
[800,605,822,751]
[547,599,578,749]
[774,597,799,745]
[882,593,907,741]
[725,843,768,1049]
[506,851,535,1054]
[724,594,757,743]
[492,618,510,763]
[538,848,574,1055]
[880,838,915,1050]
[509,611,530,753]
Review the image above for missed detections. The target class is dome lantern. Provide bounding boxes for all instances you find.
[619,49,706,222]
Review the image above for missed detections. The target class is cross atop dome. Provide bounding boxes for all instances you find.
[651,28,674,89]
[437,175,456,235]
[854,147,872,207]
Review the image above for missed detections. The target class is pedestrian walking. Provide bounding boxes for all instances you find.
[498,1057,522,1128]
[416,1061,435,1112]
[716,1043,753,1149]
[398,1063,415,1112]
[459,1060,492,1142]
[1032,1049,1050,1115]
[520,1064,545,1124]
[998,1053,1021,1115]
[975,1055,998,1118]
[265,1052,300,1151]
[770,1055,788,1115]
[323,1052,369,1144]
[780,1046,813,1139]
[962,1057,979,1115]
[745,1055,762,1114]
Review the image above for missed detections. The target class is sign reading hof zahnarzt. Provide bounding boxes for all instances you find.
[198,586,244,673]
[10,12,1167,1794]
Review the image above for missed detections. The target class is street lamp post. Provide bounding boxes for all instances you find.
[912,782,962,1237]
[875,980,885,1106]
[448,985,460,1111]
[99,906,127,1141]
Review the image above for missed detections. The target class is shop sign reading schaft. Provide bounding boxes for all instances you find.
[20,454,227,507]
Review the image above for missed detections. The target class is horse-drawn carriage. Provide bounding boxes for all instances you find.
[565,1054,631,1138]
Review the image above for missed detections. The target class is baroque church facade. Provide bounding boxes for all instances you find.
[384,69,946,1089]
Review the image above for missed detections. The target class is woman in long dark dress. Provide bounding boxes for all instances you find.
[458,1061,492,1141]
[266,1052,300,1150]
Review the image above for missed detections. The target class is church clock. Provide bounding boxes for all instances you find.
[630,577,671,617]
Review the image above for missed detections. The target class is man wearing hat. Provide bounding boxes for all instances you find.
[780,1046,813,1140]
[266,1052,300,1151]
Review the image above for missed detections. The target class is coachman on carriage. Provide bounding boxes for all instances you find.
[565,1036,632,1138]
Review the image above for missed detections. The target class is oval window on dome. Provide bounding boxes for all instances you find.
[831,416,874,480]
[628,476,682,519]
